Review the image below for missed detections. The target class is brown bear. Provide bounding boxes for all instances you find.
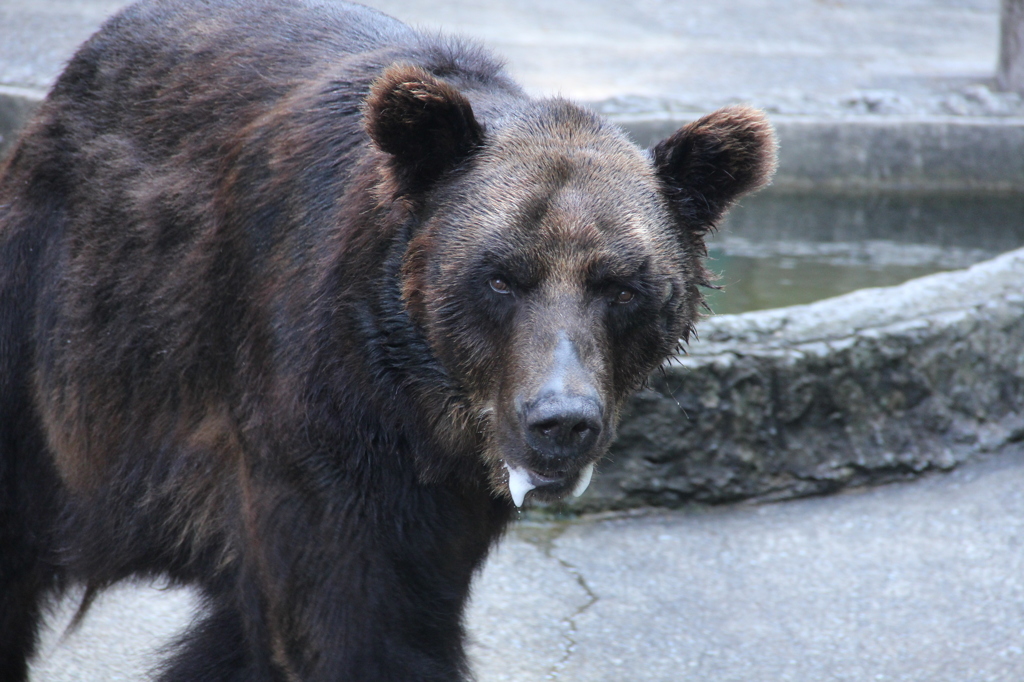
[0,0,776,680]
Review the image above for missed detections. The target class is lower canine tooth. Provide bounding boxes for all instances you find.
[572,462,595,498]
[505,463,535,508]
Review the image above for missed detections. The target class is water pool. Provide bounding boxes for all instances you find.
[705,190,1024,314]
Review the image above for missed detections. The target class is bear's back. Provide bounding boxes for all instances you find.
[37,0,412,162]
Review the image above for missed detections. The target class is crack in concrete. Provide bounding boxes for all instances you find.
[544,555,599,680]
[514,522,600,680]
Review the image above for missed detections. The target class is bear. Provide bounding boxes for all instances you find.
[0,0,777,680]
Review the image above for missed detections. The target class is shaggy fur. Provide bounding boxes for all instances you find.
[0,1,776,680]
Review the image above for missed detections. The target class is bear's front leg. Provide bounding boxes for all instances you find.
[166,473,509,682]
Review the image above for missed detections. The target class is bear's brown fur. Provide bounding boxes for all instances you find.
[0,0,776,679]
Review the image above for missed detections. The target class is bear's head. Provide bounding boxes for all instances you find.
[365,65,776,507]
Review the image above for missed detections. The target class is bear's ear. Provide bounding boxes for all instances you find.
[651,106,777,233]
[365,64,484,196]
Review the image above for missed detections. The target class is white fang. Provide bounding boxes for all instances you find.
[572,463,595,498]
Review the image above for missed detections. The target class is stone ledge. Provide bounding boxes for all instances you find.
[570,248,1024,510]
[621,116,1024,192]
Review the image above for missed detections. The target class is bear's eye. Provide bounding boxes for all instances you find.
[613,289,635,304]
[489,277,511,294]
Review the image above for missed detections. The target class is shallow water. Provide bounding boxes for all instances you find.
[705,190,1024,314]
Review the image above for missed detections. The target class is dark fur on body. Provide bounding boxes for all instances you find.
[0,1,776,680]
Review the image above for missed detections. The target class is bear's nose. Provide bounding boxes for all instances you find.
[524,394,603,458]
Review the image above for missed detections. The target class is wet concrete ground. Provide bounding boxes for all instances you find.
[468,447,1024,681]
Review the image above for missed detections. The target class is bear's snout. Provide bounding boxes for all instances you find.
[523,393,603,459]
[517,333,605,462]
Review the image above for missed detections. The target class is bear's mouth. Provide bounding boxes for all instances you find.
[503,461,595,507]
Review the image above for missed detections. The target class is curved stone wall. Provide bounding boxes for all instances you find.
[572,247,1024,510]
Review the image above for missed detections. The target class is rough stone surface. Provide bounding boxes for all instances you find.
[566,248,1024,510]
